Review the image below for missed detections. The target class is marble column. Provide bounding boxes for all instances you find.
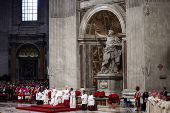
[40,43,44,79]
[11,43,16,82]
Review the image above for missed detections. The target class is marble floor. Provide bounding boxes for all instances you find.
[0,102,147,113]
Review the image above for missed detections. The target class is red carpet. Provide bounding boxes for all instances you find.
[16,104,81,113]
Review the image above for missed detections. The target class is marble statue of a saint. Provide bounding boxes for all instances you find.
[95,30,122,74]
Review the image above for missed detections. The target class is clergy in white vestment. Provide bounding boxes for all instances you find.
[164,101,170,112]
[70,88,76,108]
[154,94,163,113]
[57,90,63,103]
[88,92,94,111]
[81,90,87,110]
[54,90,59,106]
[62,86,69,106]
[43,87,49,104]
[36,90,44,104]
[50,86,57,106]
[160,96,167,108]
[146,92,152,113]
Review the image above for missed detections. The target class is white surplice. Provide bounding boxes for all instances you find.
[70,91,76,108]
[81,94,88,104]
[36,92,43,101]
[88,95,94,106]
[43,89,49,104]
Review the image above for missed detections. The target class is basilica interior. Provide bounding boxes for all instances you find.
[0,0,170,113]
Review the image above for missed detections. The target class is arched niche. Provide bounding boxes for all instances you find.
[16,43,40,58]
[84,10,122,38]
[79,4,126,38]
[16,43,40,80]
[78,4,126,89]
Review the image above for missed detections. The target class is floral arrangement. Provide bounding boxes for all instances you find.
[48,91,51,98]
[94,91,105,98]
[94,91,100,97]
[75,90,81,96]
[107,94,119,104]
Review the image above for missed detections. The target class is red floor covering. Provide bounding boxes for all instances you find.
[16,104,81,113]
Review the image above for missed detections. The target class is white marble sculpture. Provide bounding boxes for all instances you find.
[95,30,122,74]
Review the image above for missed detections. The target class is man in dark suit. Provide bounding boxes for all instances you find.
[142,90,148,111]
[39,85,44,93]
[163,87,167,97]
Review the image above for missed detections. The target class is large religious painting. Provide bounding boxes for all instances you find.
[85,10,122,38]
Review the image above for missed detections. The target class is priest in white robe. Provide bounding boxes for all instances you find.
[50,86,57,106]
[81,90,87,110]
[146,92,152,113]
[57,90,63,103]
[88,92,94,111]
[62,86,69,106]
[164,101,170,112]
[36,90,44,104]
[43,87,49,104]
[54,91,59,106]
[70,88,76,108]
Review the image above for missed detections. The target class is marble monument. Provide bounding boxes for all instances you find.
[95,30,123,96]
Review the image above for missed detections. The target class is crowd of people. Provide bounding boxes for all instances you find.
[146,90,170,113]
[134,86,170,112]
[2,80,169,111]
[0,80,49,101]
[45,86,95,110]
[0,81,94,111]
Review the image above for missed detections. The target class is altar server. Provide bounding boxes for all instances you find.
[88,92,94,111]
[81,90,88,110]
[62,86,69,106]
[70,88,76,108]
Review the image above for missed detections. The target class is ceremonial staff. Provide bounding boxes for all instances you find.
[95,31,101,68]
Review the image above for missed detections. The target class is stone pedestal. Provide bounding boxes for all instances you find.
[95,73,123,96]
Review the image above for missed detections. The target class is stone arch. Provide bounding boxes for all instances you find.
[79,4,126,38]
